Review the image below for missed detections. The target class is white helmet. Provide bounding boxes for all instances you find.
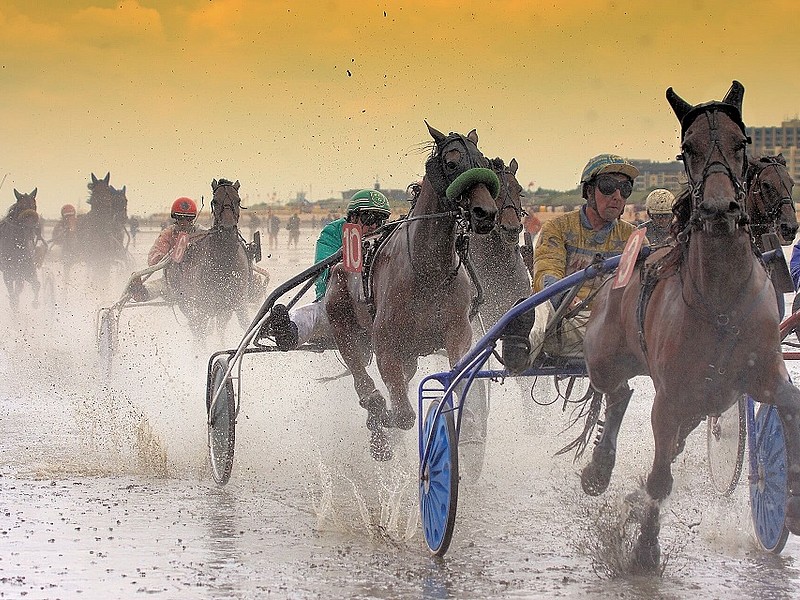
[645,189,675,215]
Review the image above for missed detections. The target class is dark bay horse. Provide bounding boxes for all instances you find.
[580,81,800,571]
[75,172,131,282]
[469,157,530,332]
[0,189,45,308]
[165,179,253,341]
[746,154,797,251]
[326,124,500,459]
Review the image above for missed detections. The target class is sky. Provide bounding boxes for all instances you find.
[1,0,799,218]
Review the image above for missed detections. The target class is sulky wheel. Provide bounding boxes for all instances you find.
[419,398,459,556]
[453,379,488,484]
[207,356,237,485]
[749,403,789,553]
[96,308,118,373]
[706,394,746,496]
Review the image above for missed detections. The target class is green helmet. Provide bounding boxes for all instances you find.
[347,189,391,216]
[580,154,640,184]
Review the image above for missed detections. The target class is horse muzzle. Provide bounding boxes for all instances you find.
[697,198,744,236]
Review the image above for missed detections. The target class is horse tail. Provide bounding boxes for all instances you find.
[554,386,604,462]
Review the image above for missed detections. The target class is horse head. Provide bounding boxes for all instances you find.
[489,157,524,245]
[12,188,37,212]
[746,154,797,244]
[667,81,749,236]
[210,178,241,231]
[424,123,498,234]
[86,172,114,213]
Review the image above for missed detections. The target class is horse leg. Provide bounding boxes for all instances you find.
[580,384,633,496]
[773,379,800,535]
[631,496,661,574]
[375,350,415,430]
[326,275,391,459]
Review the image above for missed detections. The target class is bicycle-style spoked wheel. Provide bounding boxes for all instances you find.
[419,398,459,556]
[706,395,746,496]
[207,356,237,485]
[453,379,488,484]
[749,403,789,553]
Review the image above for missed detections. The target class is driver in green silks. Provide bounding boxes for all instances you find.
[264,189,391,350]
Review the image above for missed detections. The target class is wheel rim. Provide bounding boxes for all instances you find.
[707,396,745,496]
[420,400,458,555]
[749,404,789,552]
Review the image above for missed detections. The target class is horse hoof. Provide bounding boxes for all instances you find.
[390,403,416,430]
[360,390,389,431]
[580,448,616,496]
[785,495,800,535]
[501,336,531,375]
[370,428,392,462]
[631,539,661,574]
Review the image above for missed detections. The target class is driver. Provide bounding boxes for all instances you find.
[501,154,641,374]
[128,197,201,302]
[264,189,391,350]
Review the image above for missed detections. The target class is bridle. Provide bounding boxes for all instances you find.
[211,184,241,230]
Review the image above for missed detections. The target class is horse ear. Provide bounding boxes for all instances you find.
[103,172,110,184]
[666,87,693,124]
[14,189,22,201]
[509,158,518,175]
[425,121,446,145]
[722,80,745,112]
[233,180,240,191]
[212,179,219,191]
[121,185,126,194]
[777,153,786,165]
[31,188,37,198]
[467,129,478,144]
[91,173,98,184]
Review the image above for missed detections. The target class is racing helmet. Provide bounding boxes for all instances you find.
[347,189,391,218]
[580,154,640,184]
[645,189,675,215]
[61,204,77,218]
[171,197,197,220]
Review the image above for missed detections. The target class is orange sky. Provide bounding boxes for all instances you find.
[1,0,798,217]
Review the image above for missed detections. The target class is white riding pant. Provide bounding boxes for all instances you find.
[528,301,590,360]
[289,300,331,346]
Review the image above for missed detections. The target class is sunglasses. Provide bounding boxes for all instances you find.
[595,176,633,199]
[358,211,385,227]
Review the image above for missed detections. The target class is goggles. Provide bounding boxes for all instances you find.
[595,176,633,199]
[358,211,386,227]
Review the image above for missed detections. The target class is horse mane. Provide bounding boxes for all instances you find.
[670,187,693,237]
[215,178,235,187]
[489,157,506,172]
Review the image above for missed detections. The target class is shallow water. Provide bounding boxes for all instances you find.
[1,229,799,599]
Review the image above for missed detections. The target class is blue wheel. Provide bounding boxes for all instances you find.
[207,356,236,485]
[420,398,459,556]
[749,403,789,553]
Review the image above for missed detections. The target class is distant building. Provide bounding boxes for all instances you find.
[341,180,408,203]
[747,119,800,181]
[628,159,687,193]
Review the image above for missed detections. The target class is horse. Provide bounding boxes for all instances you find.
[0,189,46,308]
[746,154,797,251]
[468,157,529,332]
[579,81,800,571]
[74,172,131,283]
[325,123,500,460]
[165,178,254,341]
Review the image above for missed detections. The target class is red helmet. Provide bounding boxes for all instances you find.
[171,197,197,220]
[61,204,77,218]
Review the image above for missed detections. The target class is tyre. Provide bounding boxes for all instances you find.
[749,403,789,553]
[706,395,746,496]
[419,398,459,556]
[454,379,488,484]
[207,356,236,485]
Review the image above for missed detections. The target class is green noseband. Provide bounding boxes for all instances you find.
[445,167,500,201]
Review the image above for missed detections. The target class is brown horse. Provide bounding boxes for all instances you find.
[0,189,45,308]
[165,178,254,341]
[75,172,131,282]
[746,154,797,251]
[468,157,529,331]
[580,81,800,571]
[325,123,500,460]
